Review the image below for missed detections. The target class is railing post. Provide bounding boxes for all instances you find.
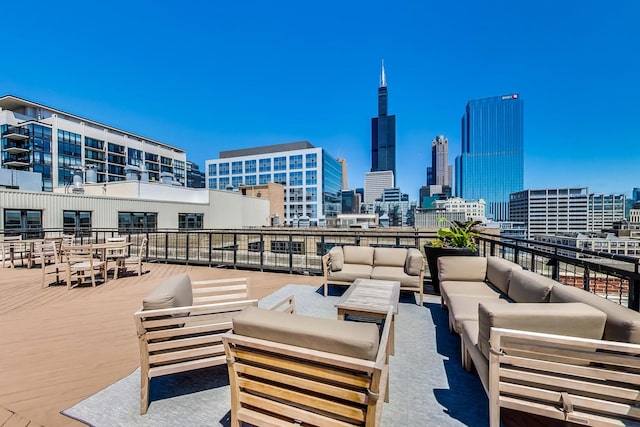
[260,232,264,272]
[233,232,238,268]
[164,231,169,263]
[531,254,536,273]
[630,265,640,311]
[185,233,190,264]
[208,232,212,267]
[583,266,591,292]
[288,233,293,274]
[490,240,496,257]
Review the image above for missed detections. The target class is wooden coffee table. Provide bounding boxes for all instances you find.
[335,278,401,355]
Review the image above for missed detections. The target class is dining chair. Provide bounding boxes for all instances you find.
[121,237,147,276]
[35,241,68,288]
[1,235,25,268]
[60,234,76,262]
[65,244,108,289]
[105,237,128,279]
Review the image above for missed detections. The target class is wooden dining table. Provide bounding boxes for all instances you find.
[2,238,44,269]
[63,241,132,282]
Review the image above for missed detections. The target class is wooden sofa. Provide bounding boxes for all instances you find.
[222,302,392,427]
[438,256,640,426]
[133,273,257,414]
[322,245,425,305]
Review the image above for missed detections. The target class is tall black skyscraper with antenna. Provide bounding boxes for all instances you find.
[371,60,396,179]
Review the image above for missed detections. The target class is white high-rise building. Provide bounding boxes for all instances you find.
[364,170,394,204]
[205,141,342,226]
[0,95,187,191]
[433,197,486,221]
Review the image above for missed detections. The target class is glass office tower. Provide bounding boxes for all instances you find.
[455,94,524,221]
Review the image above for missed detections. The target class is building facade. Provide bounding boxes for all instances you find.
[364,170,394,205]
[433,197,486,221]
[429,135,450,186]
[510,187,625,239]
[371,62,396,178]
[455,94,524,221]
[0,95,187,191]
[205,141,342,226]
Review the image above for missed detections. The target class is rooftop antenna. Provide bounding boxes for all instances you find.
[380,59,387,87]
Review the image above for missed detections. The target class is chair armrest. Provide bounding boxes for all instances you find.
[191,277,250,304]
[264,294,296,314]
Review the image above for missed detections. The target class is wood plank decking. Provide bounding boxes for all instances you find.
[0,262,323,426]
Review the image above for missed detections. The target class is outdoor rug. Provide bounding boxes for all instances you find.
[63,284,488,426]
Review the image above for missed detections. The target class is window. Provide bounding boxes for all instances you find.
[306,153,317,168]
[179,213,203,230]
[245,175,256,185]
[289,171,302,186]
[118,212,157,232]
[259,158,271,172]
[306,187,317,201]
[219,163,230,176]
[232,176,243,188]
[274,173,286,185]
[259,174,271,185]
[63,210,92,236]
[208,164,217,176]
[3,209,43,239]
[208,178,217,189]
[232,161,243,175]
[245,160,256,173]
[219,177,230,189]
[305,170,317,185]
[274,156,286,171]
[289,155,303,170]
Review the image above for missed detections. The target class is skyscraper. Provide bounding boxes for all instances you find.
[430,135,450,186]
[455,94,524,221]
[371,61,396,180]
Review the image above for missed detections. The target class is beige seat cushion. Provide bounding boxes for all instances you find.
[329,246,344,271]
[142,273,193,310]
[438,256,487,283]
[328,264,373,282]
[373,247,407,267]
[461,320,489,388]
[551,284,640,344]
[478,301,607,360]
[343,246,375,265]
[486,257,520,294]
[370,266,419,288]
[507,269,554,303]
[448,296,508,334]
[232,306,380,361]
[441,281,503,300]
[404,248,424,276]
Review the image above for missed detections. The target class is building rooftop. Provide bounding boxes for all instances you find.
[219,141,315,158]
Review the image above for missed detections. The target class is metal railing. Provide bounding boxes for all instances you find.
[3,228,638,311]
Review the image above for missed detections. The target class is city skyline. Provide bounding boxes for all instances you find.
[1,1,638,200]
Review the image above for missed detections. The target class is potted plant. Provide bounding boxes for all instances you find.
[424,218,481,294]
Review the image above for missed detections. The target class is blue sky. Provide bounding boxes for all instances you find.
[1,1,638,199]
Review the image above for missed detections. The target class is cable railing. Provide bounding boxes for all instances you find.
[3,227,638,311]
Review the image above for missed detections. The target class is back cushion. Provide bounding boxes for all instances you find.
[478,301,607,360]
[343,246,375,265]
[329,246,344,271]
[438,256,487,282]
[507,269,554,303]
[486,257,521,294]
[374,247,407,267]
[404,248,424,276]
[551,284,640,344]
[143,273,193,310]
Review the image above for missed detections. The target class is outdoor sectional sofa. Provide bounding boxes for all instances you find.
[438,256,640,426]
[322,245,425,304]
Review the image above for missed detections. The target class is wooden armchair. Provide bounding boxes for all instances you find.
[133,274,256,415]
[64,244,108,289]
[489,327,640,426]
[222,304,392,426]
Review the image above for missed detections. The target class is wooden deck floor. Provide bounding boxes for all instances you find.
[0,262,324,426]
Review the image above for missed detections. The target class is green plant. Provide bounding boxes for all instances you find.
[430,218,481,252]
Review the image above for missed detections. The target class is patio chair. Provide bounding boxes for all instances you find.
[35,241,68,288]
[118,237,147,277]
[60,234,76,262]
[1,235,26,268]
[222,304,392,426]
[105,237,128,279]
[64,244,108,289]
[133,274,258,414]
